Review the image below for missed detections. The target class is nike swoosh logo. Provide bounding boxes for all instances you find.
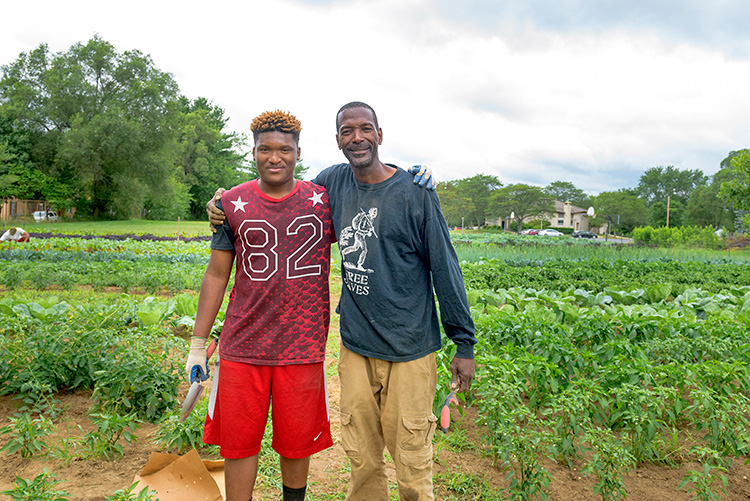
[313,432,322,442]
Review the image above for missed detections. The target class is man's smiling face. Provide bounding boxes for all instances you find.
[336,106,382,170]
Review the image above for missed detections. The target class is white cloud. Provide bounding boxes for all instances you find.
[1,0,749,195]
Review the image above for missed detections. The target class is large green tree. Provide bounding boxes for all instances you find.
[0,36,245,220]
[718,149,750,231]
[454,174,502,227]
[637,165,707,206]
[436,180,475,228]
[544,180,590,208]
[0,36,180,217]
[491,183,554,233]
[590,189,648,234]
[683,164,736,229]
[173,97,248,219]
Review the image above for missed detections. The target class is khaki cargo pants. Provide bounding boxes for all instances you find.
[338,345,438,501]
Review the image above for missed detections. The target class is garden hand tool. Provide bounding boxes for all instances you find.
[180,338,217,422]
[440,390,459,433]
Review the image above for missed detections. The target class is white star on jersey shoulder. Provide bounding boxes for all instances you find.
[231,196,248,212]
[309,191,324,206]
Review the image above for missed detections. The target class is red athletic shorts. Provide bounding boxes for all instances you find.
[203,359,333,459]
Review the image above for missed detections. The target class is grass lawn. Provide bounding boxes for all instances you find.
[12,218,212,236]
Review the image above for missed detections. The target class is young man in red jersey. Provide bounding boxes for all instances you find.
[185,111,334,501]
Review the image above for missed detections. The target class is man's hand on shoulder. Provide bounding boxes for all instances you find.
[407,165,436,190]
[450,356,475,393]
[207,187,227,233]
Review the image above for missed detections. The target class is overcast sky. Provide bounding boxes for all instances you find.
[2,0,750,195]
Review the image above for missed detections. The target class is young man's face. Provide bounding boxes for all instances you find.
[253,131,299,191]
[336,107,382,169]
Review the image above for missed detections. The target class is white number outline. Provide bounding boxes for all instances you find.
[237,215,324,281]
[287,215,324,279]
[238,220,278,282]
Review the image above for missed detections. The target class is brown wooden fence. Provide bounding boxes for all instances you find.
[0,199,51,221]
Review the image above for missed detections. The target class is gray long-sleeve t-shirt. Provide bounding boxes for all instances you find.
[313,163,476,362]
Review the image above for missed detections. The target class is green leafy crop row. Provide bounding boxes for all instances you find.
[461,258,750,294]
[0,297,185,422]
[436,284,750,499]
[0,260,208,294]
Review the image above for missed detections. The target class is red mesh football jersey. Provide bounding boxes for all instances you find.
[219,180,333,365]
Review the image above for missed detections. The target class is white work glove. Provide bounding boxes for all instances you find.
[185,336,208,382]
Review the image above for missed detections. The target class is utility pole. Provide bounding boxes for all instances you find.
[605,215,612,242]
[666,195,671,228]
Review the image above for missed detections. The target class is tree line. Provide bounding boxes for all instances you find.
[438,154,750,234]
[0,36,260,220]
[2,37,748,227]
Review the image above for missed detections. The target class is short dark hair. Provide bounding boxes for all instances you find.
[335,101,379,131]
[251,110,302,144]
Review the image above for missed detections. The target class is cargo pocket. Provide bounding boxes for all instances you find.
[339,412,362,467]
[398,414,437,469]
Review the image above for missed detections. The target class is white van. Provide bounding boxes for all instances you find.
[32,210,59,222]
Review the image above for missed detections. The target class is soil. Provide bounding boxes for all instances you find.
[1,286,749,500]
[2,367,750,501]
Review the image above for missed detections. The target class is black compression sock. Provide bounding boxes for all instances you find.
[282,484,306,501]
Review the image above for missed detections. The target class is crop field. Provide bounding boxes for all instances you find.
[0,225,749,500]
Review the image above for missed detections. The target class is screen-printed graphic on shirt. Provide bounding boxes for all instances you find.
[340,208,378,273]
[340,208,378,297]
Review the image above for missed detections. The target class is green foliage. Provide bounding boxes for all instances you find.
[637,165,707,207]
[475,368,551,499]
[0,412,53,458]
[460,257,750,294]
[437,181,476,228]
[678,447,729,501]
[435,469,502,500]
[492,183,555,233]
[465,275,749,499]
[0,36,247,220]
[151,396,220,455]
[82,412,140,460]
[632,225,726,249]
[2,265,23,289]
[581,427,635,500]
[454,174,503,227]
[718,149,750,213]
[684,182,734,229]
[590,189,649,234]
[0,297,184,423]
[173,97,248,219]
[544,180,590,208]
[1,468,70,501]
[91,338,182,422]
[105,483,158,501]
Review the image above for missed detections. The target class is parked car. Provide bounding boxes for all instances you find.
[32,210,59,222]
[538,229,563,236]
[572,230,597,239]
[520,229,539,235]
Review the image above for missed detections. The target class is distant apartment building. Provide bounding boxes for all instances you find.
[486,200,592,231]
[548,201,591,231]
